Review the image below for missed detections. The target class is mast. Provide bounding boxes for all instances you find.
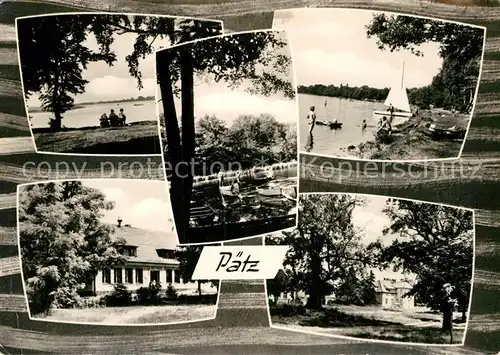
[401,61,405,90]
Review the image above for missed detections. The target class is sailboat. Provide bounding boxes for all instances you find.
[373,62,413,127]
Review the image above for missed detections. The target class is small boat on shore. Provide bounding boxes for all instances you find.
[424,124,466,140]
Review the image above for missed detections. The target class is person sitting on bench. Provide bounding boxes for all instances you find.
[118,108,127,126]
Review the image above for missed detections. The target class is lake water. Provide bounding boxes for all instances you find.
[29,100,157,129]
[299,94,387,157]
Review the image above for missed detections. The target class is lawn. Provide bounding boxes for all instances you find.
[32,120,161,154]
[34,304,216,324]
[270,304,465,344]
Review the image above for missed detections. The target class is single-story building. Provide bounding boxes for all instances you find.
[84,219,216,296]
[375,278,414,310]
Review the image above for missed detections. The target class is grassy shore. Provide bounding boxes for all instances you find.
[350,109,469,160]
[32,120,161,154]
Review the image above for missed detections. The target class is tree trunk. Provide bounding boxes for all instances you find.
[306,292,323,310]
[306,234,324,310]
[179,44,195,238]
[52,110,62,130]
[157,50,184,240]
[197,280,202,301]
[442,303,453,331]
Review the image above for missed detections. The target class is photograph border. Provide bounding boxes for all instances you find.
[154,28,300,245]
[15,11,225,158]
[16,177,221,326]
[273,7,487,164]
[265,191,476,347]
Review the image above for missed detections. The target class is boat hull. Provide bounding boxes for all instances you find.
[316,120,343,129]
[256,187,282,197]
[424,125,466,140]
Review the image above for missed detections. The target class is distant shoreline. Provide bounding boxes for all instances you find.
[299,92,384,104]
[28,97,155,113]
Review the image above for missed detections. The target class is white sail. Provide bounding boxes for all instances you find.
[373,62,412,126]
[383,83,411,113]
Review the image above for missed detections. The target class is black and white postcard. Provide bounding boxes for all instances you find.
[16,13,222,155]
[266,193,474,345]
[156,30,299,244]
[17,179,219,325]
[273,9,485,161]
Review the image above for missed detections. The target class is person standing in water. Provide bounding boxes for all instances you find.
[361,119,367,130]
[307,106,316,134]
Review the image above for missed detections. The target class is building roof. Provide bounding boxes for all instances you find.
[109,224,179,265]
[375,279,413,294]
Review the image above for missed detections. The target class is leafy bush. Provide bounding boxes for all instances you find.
[270,303,307,317]
[79,296,106,309]
[166,284,178,299]
[136,281,163,305]
[104,284,132,307]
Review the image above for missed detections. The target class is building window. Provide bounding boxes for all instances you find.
[150,270,160,283]
[102,269,111,284]
[119,246,138,257]
[114,268,123,283]
[136,268,143,284]
[125,268,133,284]
[174,271,180,284]
[166,269,173,283]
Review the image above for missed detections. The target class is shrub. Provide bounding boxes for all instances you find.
[166,284,178,299]
[104,284,132,307]
[79,296,106,309]
[271,303,307,317]
[136,281,163,305]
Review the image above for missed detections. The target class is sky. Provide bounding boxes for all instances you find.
[272,8,444,89]
[24,16,220,108]
[351,195,415,282]
[83,180,176,236]
[156,31,298,126]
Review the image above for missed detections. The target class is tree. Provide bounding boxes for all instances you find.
[175,245,216,300]
[372,199,474,331]
[156,31,295,242]
[335,268,377,306]
[17,15,116,130]
[366,13,483,112]
[270,194,368,310]
[17,14,222,130]
[18,181,126,315]
[267,269,288,306]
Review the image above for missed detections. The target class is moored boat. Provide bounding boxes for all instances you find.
[373,62,413,127]
[282,186,297,201]
[256,186,282,197]
[316,120,343,129]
